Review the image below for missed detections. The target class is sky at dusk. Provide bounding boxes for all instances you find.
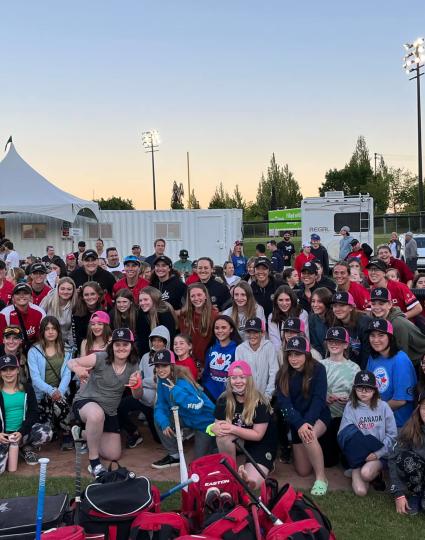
[1,1,424,209]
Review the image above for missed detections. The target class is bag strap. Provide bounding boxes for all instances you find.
[14,306,31,350]
[33,346,62,385]
[108,460,124,472]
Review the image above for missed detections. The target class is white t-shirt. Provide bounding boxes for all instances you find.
[6,250,20,269]
[107,262,124,273]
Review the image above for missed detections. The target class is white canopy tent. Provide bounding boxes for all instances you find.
[0,141,99,223]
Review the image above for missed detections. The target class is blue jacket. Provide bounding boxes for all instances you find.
[339,236,352,260]
[277,362,330,431]
[202,340,237,401]
[308,313,329,357]
[154,378,215,432]
[28,346,73,402]
[338,424,383,469]
[231,255,248,277]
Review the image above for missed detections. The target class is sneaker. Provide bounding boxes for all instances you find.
[20,446,38,465]
[87,463,107,478]
[205,487,221,513]
[71,425,83,442]
[61,434,74,451]
[408,495,421,516]
[220,491,234,512]
[279,445,292,464]
[151,454,180,469]
[127,433,144,449]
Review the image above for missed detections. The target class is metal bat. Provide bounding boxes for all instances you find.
[171,405,189,490]
[35,457,50,540]
[160,473,200,500]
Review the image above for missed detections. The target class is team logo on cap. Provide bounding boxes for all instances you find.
[156,352,164,360]
[332,329,339,337]
[292,338,300,346]
[249,320,256,327]
[117,330,124,337]
[372,320,381,328]
[361,373,369,382]
[211,296,217,303]
[287,320,294,327]
[335,293,342,300]
[375,289,383,296]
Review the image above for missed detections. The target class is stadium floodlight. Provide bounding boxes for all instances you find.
[142,130,161,210]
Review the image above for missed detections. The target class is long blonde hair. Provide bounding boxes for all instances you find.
[180,283,216,337]
[139,286,176,330]
[230,281,257,323]
[223,374,271,426]
[41,277,77,319]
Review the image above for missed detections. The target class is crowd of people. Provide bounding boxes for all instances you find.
[0,229,425,515]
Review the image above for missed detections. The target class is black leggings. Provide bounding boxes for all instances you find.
[117,396,160,443]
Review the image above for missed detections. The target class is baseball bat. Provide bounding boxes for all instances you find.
[220,457,283,525]
[171,406,189,490]
[160,473,200,500]
[35,457,50,540]
[74,440,82,525]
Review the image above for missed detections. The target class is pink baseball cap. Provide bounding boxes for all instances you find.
[331,291,356,307]
[90,311,110,325]
[228,360,252,377]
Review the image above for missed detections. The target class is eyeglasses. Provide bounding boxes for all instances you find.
[356,386,374,393]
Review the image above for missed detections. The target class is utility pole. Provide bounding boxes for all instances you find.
[187,152,191,207]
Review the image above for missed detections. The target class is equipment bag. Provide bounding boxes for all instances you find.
[259,483,335,539]
[41,525,86,539]
[0,494,69,540]
[182,453,247,529]
[130,511,190,539]
[266,518,333,540]
[200,506,257,540]
[79,475,159,539]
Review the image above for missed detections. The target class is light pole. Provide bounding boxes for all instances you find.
[403,37,425,214]
[142,130,161,210]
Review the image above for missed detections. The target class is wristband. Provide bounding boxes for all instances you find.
[205,423,216,437]
[125,372,142,389]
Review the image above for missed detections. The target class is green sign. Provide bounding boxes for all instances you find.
[268,208,301,233]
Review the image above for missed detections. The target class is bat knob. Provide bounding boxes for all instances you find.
[191,473,200,483]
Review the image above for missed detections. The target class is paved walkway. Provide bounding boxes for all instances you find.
[14,423,351,491]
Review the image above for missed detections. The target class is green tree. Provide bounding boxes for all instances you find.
[208,181,233,209]
[170,181,185,209]
[188,188,201,209]
[94,196,134,210]
[319,136,389,214]
[231,185,246,209]
[387,168,418,213]
[255,154,302,218]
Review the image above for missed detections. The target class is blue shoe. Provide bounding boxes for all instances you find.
[408,495,421,515]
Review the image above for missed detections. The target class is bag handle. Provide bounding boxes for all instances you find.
[14,306,31,353]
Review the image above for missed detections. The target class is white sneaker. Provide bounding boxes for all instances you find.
[88,463,107,478]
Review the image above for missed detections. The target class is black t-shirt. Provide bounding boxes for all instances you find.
[204,278,231,312]
[154,275,187,311]
[215,395,276,450]
[276,241,295,265]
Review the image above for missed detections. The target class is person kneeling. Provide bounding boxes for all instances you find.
[68,328,141,478]
[0,354,52,472]
[211,360,277,490]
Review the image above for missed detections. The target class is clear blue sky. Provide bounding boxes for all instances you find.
[1,1,424,208]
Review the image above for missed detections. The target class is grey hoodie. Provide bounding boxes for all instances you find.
[139,325,170,407]
[235,337,279,399]
[386,307,425,365]
[338,399,397,459]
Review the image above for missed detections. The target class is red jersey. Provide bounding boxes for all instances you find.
[185,274,200,285]
[348,281,370,311]
[294,253,316,275]
[113,276,150,303]
[0,303,46,342]
[372,280,419,313]
[347,250,369,271]
[388,257,414,285]
[0,280,14,306]
[32,285,51,306]
[176,356,198,380]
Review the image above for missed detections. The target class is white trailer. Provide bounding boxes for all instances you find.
[301,192,374,265]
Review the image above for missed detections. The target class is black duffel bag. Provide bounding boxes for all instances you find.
[0,494,68,540]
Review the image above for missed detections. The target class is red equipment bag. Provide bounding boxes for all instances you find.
[259,483,335,539]
[129,511,190,539]
[41,525,86,539]
[176,537,221,540]
[201,506,257,540]
[266,518,333,540]
[182,453,247,528]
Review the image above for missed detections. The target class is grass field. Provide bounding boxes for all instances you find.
[2,475,423,540]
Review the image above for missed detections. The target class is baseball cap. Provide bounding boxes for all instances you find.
[366,258,387,272]
[406,231,413,237]
[82,249,98,261]
[228,360,252,377]
[301,261,318,274]
[310,234,321,241]
[331,291,356,306]
[179,249,189,258]
[153,255,173,268]
[370,287,392,302]
[0,354,19,370]
[282,317,305,334]
[350,239,360,246]
[367,318,393,335]
[152,349,176,365]
[325,326,350,343]
[286,336,311,354]
[243,317,264,333]
[254,257,271,269]
[302,242,312,248]
[354,370,377,388]
[90,311,111,325]
[123,255,141,266]
[12,283,32,295]
[78,241,86,247]
[111,328,134,342]
[340,226,350,233]
[3,326,23,339]
[30,263,47,274]
[191,259,198,268]
[132,244,141,250]
[66,253,76,261]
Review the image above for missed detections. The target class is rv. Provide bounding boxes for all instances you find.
[301,192,374,265]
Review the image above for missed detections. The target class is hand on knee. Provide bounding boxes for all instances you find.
[353,483,368,497]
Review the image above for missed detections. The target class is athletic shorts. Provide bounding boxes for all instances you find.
[245,440,276,471]
[72,399,120,434]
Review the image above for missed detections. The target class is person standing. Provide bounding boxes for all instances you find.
[310,234,329,276]
[277,231,296,268]
[267,240,284,273]
[105,247,124,274]
[131,244,145,262]
[73,240,86,262]
[3,242,20,270]
[196,257,231,312]
[70,250,116,298]
[230,241,247,277]
[41,246,56,267]
[404,232,418,273]
[294,243,315,276]
[95,239,106,259]
[173,250,192,278]
[29,263,51,306]
[113,255,149,303]
[388,232,401,259]
[145,239,166,268]
[0,260,13,306]
[65,254,77,275]
[339,226,352,260]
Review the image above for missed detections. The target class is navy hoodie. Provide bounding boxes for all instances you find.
[202,340,237,401]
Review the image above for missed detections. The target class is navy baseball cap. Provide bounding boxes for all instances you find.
[244,317,264,333]
[0,354,19,370]
[82,249,98,261]
[30,263,47,274]
[367,318,393,335]
[152,350,176,365]
[310,234,321,241]
[301,261,318,274]
[286,336,311,354]
[370,287,391,302]
[111,328,134,342]
[254,257,271,269]
[325,327,350,343]
[153,255,173,267]
[282,317,305,333]
[354,370,376,388]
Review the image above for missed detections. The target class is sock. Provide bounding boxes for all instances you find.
[90,457,101,469]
